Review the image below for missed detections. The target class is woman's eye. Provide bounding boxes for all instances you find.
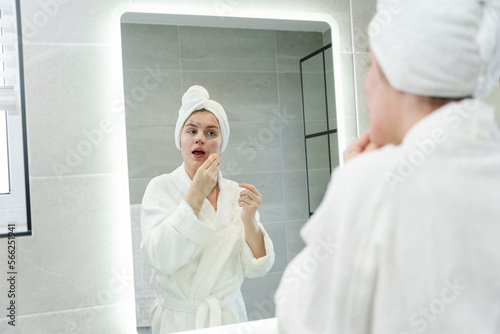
[208,131,218,137]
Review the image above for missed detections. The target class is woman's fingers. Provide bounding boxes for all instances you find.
[239,190,260,205]
[239,183,262,198]
[343,130,377,162]
[238,183,262,212]
[201,153,219,170]
[191,153,221,197]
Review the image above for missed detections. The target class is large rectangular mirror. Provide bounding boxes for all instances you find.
[119,12,338,333]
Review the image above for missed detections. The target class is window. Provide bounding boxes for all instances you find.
[0,0,31,237]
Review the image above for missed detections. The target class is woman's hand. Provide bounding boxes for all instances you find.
[238,183,266,259]
[343,130,379,163]
[238,183,262,225]
[191,153,220,197]
[184,153,220,217]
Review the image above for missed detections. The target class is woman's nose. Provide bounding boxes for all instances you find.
[195,133,205,144]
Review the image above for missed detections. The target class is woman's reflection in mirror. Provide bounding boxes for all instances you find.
[141,85,275,333]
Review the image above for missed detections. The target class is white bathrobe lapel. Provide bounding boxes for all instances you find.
[186,171,238,299]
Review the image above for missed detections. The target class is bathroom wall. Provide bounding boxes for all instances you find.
[0,1,361,333]
[121,23,324,323]
[3,0,498,333]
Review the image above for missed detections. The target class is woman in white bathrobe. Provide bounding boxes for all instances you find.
[276,0,500,333]
[141,85,275,333]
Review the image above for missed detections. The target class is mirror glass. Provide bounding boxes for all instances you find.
[120,13,335,333]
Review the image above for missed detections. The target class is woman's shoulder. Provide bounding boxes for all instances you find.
[148,171,175,186]
[146,166,186,193]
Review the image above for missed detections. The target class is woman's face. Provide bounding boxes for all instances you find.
[364,49,401,146]
[180,111,222,177]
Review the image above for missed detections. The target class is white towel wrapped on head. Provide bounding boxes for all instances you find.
[369,0,500,99]
[175,85,230,152]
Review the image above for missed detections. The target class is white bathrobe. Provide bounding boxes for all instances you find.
[275,99,500,333]
[141,164,275,333]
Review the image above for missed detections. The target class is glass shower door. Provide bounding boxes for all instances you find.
[300,44,339,216]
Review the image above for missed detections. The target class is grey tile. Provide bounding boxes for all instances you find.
[182,72,279,123]
[0,175,135,317]
[128,0,353,53]
[276,30,324,73]
[323,28,332,45]
[126,124,183,179]
[302,69,328,135]
[221,122,283,175]
[123,70,182,126]
[305,135,330,170]
[179,26,277,72]
[278,72,303,124]
[307,168,331,213]
[20,0,127,44]
[128,177,153,205]
[351,0,377,53]
[241,272,283,321]
[228,172,285,223]
[23,44,125,178]
[325,46,334,72]
[326,69,338,129]
[354,52,371,133]
[286,219,307,262]
[330,133,341,168]
[280,121,306,172]
[264,222,287,273]
[283,171,308,220]
[121,23,181,71]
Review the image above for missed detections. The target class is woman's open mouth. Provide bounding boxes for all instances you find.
[192,149,206,158]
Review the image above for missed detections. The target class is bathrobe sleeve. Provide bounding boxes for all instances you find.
[140,176,216,276]
[240,211,275,278]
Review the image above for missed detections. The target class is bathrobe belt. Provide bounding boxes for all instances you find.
[158,290,240,329]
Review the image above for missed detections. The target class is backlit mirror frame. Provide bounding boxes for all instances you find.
[111,4,347,330]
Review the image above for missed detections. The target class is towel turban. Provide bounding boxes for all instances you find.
[368,0,500,98]
[174,85,230,152]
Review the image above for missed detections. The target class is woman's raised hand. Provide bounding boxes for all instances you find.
[238,183,262,225]
[238,183,266,258]
[343,130,379,163]
[191,153,220,197]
